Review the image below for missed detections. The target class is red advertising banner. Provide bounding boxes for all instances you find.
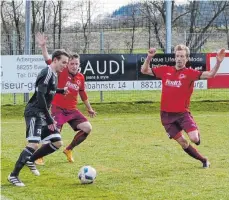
[206,52,229,88]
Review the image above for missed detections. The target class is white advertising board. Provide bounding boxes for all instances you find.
[0,55,207,93]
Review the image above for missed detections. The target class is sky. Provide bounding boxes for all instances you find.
[64,0,189,24]
[101,0,188,13]
[66,0,188,16]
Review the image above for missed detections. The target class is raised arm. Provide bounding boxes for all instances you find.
[36,32,50,61]
[200,48,226,79]
[141,48,156,76]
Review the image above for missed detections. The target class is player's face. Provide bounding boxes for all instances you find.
[175,50,188,69]
[55,55,69,72]
[67,58,80,75]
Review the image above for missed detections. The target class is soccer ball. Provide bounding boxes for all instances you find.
[78,166,97,184]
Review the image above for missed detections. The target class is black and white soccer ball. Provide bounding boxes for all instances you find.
[78,166,96,184]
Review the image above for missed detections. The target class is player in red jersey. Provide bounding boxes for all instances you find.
[35,32,96,164]
[141,44,225,168]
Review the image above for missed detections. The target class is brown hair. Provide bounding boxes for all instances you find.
[70,53,80,60]
[65,49,80,60]
[174,44,190,58]
[52,49,69,61]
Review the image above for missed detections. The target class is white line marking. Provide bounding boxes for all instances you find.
[1,114,228,124]
[1,195,11,200]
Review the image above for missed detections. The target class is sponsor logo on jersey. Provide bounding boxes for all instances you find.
[66,81,79,91]
[165,79,182,88]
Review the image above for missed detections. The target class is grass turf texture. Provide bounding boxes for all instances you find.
[1,102,229,200]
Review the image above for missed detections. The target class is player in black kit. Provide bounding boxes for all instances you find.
[8,49,69,187]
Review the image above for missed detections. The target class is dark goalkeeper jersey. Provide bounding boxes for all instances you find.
[25,66,58,124]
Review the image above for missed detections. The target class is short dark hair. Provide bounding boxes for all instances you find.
[52,49,69,61]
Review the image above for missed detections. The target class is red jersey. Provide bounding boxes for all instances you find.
[46,59,88,110]
[152,66,202,112]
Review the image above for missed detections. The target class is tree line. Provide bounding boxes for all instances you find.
[1,0,229,55]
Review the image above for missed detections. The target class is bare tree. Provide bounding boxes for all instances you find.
[58,0,62,48]
[142,2,152,49]
[41,0,47,32]
[31,1,36,54]
[12,0,23,54]
[79,0,91,53]
[222,6,229,49]
[141,0,229,52]
[51,0,59,49]
[188,1,229,52]
[129,3,138,54]
[141,1,169,51]
[77,0,100,53]
[1,1,12,54]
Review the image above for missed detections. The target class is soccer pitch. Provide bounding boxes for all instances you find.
[1,104,229,200]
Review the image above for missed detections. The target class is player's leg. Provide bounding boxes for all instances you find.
[64,110,90,162]
[8,116,41,186]
[179,112,200,145]
[29,126,62,162]
[34,141,50,166]
[66,121,92,149]
[35,105,65,165]
[177,112,209,168]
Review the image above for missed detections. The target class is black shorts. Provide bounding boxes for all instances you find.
[25,115,61,143]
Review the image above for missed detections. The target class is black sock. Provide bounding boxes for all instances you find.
[29,143,59,162]
[11,147,35,176]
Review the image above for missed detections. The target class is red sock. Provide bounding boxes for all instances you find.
[66,131,89,150]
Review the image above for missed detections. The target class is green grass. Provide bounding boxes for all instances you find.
[1,102,229,200]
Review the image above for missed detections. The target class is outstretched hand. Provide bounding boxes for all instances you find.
[88,109,97,118]
[216,48,226,63]
[36,32,48,47]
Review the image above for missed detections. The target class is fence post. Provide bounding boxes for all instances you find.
[165,0,172,53]
[99,29,104,102]
[12,31,17,105]
[24,0,31,103]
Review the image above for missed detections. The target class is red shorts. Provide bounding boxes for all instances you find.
[160,111,198,139]
[51,105,88,131]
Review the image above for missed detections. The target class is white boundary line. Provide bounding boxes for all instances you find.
[1,114,228,124]
[0,195,11,200]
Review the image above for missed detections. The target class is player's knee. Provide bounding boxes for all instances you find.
[190,135,199,144]
[188,130,199,144]
[52,140,63,149]
[27,142,39,150]
[81,122,92,134]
